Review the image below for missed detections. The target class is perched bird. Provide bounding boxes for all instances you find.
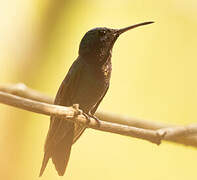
[39,21,154,176]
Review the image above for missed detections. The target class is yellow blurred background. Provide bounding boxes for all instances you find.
[1,0,197,179]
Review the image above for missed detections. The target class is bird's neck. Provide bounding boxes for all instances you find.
[80,49,112,67]
[78,52,112,82]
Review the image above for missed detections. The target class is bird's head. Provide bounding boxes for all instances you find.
[79,21,154,64]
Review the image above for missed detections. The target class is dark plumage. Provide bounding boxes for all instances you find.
[39,21,154,176]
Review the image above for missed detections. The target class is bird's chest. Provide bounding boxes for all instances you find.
[83,63,111,95]
[75,62,111,111]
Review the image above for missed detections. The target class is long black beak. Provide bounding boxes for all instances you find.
[116,21,154,35]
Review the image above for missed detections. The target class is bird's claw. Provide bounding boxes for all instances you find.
[82,113,101,127]
[82,112,91,125]
[90,115,100,126]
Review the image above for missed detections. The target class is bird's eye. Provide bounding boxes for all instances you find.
[99,30,106,36]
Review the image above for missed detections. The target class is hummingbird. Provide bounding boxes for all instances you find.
[39,21,154,176]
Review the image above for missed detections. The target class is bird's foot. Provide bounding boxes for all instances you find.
[82,112,101,127]
[82,112,91,125]
[90,115,100,127]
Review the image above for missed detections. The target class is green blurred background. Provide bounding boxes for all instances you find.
[1,0,197,179]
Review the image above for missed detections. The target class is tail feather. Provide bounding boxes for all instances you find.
[39,153,50,177]
[39,131,74,176]
[52,138,72,176]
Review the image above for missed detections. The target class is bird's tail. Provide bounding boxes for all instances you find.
[39,133,73,177]
[39,152,50,177]
[51,137,73,176]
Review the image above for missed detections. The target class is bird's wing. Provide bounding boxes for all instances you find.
[72,124,86,144]
[45,59,84,151]
[40,59,85,176]
[90,85,109,114]
[72,85,109,144]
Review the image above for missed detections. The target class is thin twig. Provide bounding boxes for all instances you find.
[0,83,177,129]
[97,111,197,147]
[0,91,163,145]
[1,83,197,147]
[0,83,53,103]
[158,125,197,139]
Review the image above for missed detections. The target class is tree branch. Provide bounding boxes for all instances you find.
[96,111,197,147]
[1,83,197,147]
[0,91,163,145]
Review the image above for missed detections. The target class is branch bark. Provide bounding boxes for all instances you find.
[1,83,197,147]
